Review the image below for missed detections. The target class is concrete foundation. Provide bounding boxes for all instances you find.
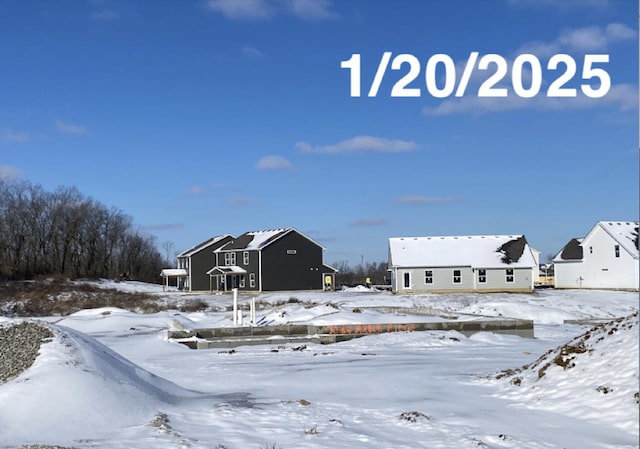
[168,318,535,349]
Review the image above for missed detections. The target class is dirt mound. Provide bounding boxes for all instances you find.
[495,311,639,433]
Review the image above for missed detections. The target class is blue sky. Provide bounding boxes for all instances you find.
[0,0,637,267]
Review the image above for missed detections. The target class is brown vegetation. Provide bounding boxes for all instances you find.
[0,278,163,316]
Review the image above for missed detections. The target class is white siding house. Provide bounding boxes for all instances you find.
[553,221,639,291]
[388,235,537,293]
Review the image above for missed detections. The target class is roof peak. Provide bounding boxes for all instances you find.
[391,234,522,240]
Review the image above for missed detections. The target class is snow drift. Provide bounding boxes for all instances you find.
[0,320,198,445]
[493,312,639,434]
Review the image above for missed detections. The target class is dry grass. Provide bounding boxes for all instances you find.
[0,278,163,316]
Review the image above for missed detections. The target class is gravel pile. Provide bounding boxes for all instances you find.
[0,321,54,384]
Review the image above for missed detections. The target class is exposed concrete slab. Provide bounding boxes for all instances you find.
[168,317,535,349]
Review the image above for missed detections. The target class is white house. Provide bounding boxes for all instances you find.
[553,221,639,291]
[388,235,537,293]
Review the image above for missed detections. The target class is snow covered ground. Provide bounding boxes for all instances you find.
[0,283,638,449]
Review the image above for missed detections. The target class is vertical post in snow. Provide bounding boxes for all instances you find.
[250,297,256,326]
[233,288,238,325]
[237,309,243,326]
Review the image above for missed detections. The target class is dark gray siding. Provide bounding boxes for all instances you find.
[261,232,324,291]
[189,249,216,291]
[241,250,260,291]
[187,235,234,291]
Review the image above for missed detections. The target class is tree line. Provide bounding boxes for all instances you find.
[332,260,390,287]
[0,180,164,282]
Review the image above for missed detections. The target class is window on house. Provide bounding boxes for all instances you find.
[287,249,297,255]
[453,269,461,284]
[614,245,620,258]
[224,252,236,266]
[403,272,411,289]
[239,275,245,288]
[425,270,433,284]
[478,269,486,283]
[506,268,514,283]
[249,273,256,288]
[589,246,593,254]
[243,251,249,265]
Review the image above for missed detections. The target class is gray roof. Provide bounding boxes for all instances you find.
[177,234,234,258]
[216,228,325,252]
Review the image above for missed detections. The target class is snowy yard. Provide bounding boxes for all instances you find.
[0,284,638,449]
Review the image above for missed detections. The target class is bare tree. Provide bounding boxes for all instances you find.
[162,241,175,267]
[0,180,165,283]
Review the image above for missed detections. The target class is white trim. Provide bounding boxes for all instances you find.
[258,251,263,291]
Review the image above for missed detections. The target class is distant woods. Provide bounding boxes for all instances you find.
[0,180,164,282]
[332,260,389,287]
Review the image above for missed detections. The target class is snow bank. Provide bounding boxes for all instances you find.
[492,312,639,434]
[0,320,198,446]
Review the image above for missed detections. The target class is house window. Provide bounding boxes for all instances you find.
[425,270,433,284]
[478,269,486,283]
[589,246,593,254]
[287,249,297,255]
[506,268,514,283]
[403,272,411,289]
[243,251,249,265]
[249,273,256,288]
[239,275,245,288]
[453,270,461,284]
[224,252,236,266]
[614,245,620,258]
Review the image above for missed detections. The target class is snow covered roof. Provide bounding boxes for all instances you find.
[554,221,639,262]
[160,268,187,277]
[217,228,325,251]
[206,266,247,275]
[594,221,639,258]
[388,235,536,269]
[177,234,234,258]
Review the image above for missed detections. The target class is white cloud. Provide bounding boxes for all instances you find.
[226,195,259,207]
[605,23,637,41]
[141,223,185,231]
[423,83,637,116]
[0,128,30,143]
[281,0,338,20]
[56,120,89,135]
[349,218,388,227]
[427,22,637,117]
[297,136,417,154]
[256,155,294,170]
[205,0,337,21]
[188,186,205,195]
[396,195,461,204]
[558,26,609,51]
[520,23,635,57]
[205,0,275,20]
[0,165,22,181]
[242,45,265,59]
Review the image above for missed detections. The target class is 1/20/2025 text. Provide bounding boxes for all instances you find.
[340,52,611,99]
